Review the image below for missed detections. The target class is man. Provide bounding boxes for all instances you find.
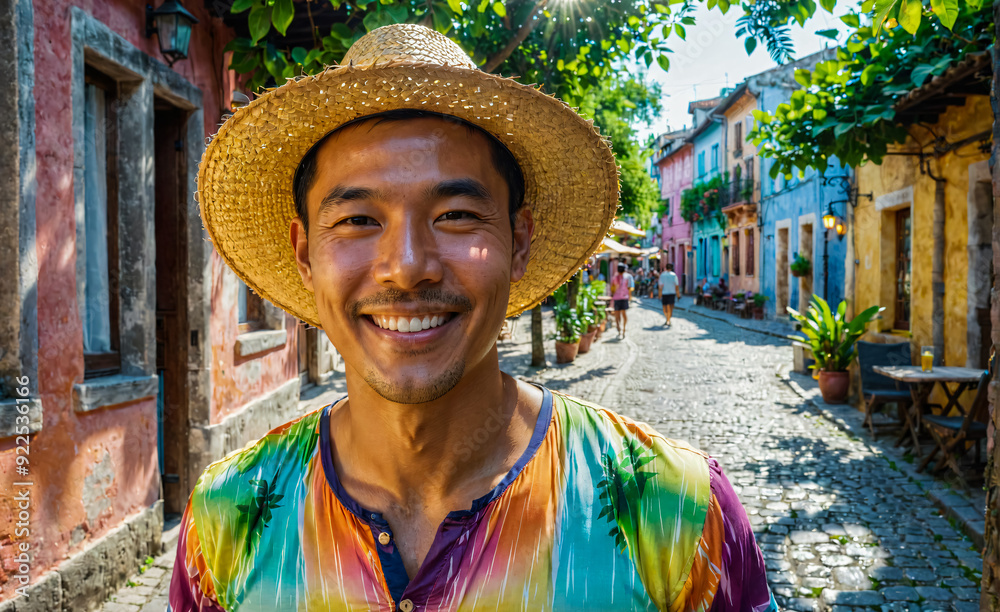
[659,263,680,327]
[610,262,634,339]
[170,24,775,612]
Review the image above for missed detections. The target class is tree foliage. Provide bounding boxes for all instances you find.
[572,76,663,224]
[748,0,990,178]
[224,0,694,98]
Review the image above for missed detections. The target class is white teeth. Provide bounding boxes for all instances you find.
[372,314,451,332]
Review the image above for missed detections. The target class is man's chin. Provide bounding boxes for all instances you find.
[361,360,466,405]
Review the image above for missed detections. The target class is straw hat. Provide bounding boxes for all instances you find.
[198,23,618,328]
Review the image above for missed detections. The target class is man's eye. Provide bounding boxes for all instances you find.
[439,211,477,221]
[340,216,377,226]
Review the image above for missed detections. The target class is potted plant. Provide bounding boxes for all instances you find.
[588,281,609,338]
[751,293,768,319]
[553,286,583,363]
[787,295,884,404]
[790,254,811,278]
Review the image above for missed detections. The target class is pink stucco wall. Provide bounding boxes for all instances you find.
[657,143,694,282]
[0,1,236,595]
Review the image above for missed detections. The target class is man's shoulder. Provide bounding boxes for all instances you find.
[192,407,326,501]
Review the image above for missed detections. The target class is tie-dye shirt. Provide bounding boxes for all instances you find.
[169,388,776,612]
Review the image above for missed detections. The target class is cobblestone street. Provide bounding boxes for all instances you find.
[102,297,985,612]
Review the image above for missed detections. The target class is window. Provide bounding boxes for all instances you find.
[732,231,741,276]
[711,144,719,171]
[82,68,121,378]
[698,152,706,178]
[711,236,720,277]
[238,281,265,333]
[894,208,911,330]
[733,122,743,156]
[745,228,755,277]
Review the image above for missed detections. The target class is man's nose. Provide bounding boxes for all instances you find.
[372,217,444,290]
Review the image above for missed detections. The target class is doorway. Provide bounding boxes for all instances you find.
[799,222,814,312]
[154,98,190,515]
[776,226,789,316]
[968,161,993,368]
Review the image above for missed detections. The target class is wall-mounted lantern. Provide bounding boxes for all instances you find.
[822,202,837,230]
[146,1,199,67]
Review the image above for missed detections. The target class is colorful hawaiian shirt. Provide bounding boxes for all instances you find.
[169,388,776,612]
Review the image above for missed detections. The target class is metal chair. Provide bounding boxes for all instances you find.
[857,341,913,438]
[918,370,990,483]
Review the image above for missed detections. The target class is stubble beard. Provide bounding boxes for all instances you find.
[362,358,467,404]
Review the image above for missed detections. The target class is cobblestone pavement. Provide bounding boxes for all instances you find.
[102,296,984,611]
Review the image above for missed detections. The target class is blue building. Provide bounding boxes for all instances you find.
[686,96,727,287]
[754,63,849,317]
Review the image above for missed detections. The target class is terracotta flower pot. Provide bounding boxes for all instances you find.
[578,330,598,354]
[818,370,850,404]
[555,340,580,364]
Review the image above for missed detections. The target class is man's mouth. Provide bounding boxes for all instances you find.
[366,312,457,333]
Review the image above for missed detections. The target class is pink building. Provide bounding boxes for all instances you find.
[653,130,694,293]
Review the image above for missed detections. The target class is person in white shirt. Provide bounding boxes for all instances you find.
[658,263,680,328]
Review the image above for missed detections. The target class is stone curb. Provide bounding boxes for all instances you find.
[784,374,987,550]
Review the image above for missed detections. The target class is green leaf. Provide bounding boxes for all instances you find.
[929,0,958,29]
[231,0,257,13]
[248,4,272,44]
[387,4,409,23]
[477,0,489,12]
[872,0,899,35]
[815,28,839,39]
[656,54,670,72]
[840,13,861,27]
[291,46,308,65]
[897,0,922,33]
[910,63,935,87]
[819,0,837,11]
[446,0,463,13]
[330,23,354,40]
[674,23,687,39]
[492,1,506,16]
[744,37,757,55]
[272,0,294,36]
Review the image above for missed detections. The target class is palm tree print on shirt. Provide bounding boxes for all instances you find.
[597,436,658,554]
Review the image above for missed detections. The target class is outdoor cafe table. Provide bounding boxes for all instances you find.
[871,365,984,458]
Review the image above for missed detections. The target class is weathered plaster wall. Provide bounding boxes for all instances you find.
[854,95,992,369]
[724,205,760,295]
[209,260,300,424]
[0,0,232,601]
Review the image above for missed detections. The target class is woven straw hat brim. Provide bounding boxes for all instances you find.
[198,59,619,328]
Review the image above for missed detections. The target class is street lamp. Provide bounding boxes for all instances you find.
[822,202,837,230]
[146,1,199,67]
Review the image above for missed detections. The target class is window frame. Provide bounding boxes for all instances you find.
[732,231,741,276]
[745,228,755,277]
[238,281,267,334]
[82,67,122,379]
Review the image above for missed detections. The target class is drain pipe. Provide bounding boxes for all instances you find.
[922,154,946,366]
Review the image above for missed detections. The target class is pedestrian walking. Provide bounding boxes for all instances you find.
[610,262,634,338]
[658,263,680,327]
[169,23,775,612]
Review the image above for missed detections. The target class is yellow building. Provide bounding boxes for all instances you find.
[849,55,992,377]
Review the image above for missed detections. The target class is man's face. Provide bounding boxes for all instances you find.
[291,118,532,404]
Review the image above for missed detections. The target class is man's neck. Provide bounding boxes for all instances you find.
[330,349,541,511]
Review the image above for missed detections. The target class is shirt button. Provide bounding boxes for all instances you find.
[378,531,391,546]
[399,599,414,612]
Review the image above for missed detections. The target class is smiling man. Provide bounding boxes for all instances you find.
[169,24,776,612]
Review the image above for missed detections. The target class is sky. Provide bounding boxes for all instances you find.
[635,5,845,140]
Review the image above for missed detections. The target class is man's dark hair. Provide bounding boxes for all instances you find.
[666,263,674,271]
[292,109,525,233]
[617,263,626,272]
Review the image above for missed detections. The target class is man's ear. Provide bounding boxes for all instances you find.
[290,218,314,291]
[510,207,534,283]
